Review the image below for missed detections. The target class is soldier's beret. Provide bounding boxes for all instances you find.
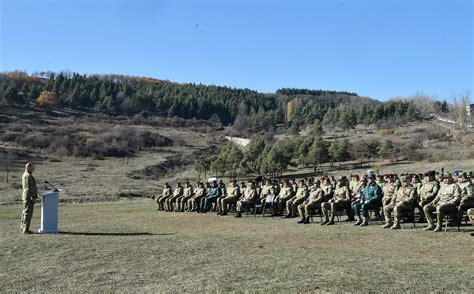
[338,176,346,181]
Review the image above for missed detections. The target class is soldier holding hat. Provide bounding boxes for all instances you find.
[217,179,241,216]
[297,180,324,224]
[234,181,258,218]
[382,175,416,229]
[321,176,351,225]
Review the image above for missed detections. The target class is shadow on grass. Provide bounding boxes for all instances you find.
[58,231,175,236]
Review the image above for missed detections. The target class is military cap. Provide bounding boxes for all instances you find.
[423,170,436,177]
[338,176,347,181]
[441,173,452,180]
[400,175,410,182]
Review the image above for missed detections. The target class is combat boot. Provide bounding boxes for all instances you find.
[303,216,310,224]
[382,222,392,228]
[297,217,305,224]
[423,224,435,231]
[353,216,362,226]
[433,226,442,232]
[390,223,401,229]
[360,216,369,226]
[234,212,242,218]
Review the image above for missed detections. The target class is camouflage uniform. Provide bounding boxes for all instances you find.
[259,182,275,204]
[235,184,258,217]
[166,184,184,211]
[157,184,172,210]
[286,183,309,217]
[383,178,416,229]
[217,182,240,215]
[188,185,206,211]
[177,183,194,212]
[457,177,473,222]
[321,179,334,200]
[21,171,38,234]
[321,183,350,225]
[297,185,324,223]
[274,182,293,215]
[423,178,461,231]
[382,180,399,208]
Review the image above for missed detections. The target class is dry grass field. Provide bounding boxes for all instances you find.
[1,200,473,292]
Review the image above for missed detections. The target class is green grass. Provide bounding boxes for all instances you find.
[1,200,473,292]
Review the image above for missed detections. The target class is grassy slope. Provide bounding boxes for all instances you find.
[1,200,472,292]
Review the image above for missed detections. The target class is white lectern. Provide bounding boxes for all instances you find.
[39,190,60,234]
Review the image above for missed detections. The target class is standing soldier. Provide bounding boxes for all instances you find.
[352,171,382,226]
[217,179,240,216]
[382,175,416,229]
[297,180,324,224]
[188,182,206,212]
[382,174,400,209]
[273,180,293,216]
[166,183,184,212]
[417,171,439,221]
[456,172,473,223]
[285,180,309,218]
[423,174,461,232]
[177,181,194,212]
[321,176,351,225]
[21,163,38,234]
[157,183,172,211]
[234,181,258,218]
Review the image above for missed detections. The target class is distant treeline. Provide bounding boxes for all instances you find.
[0,71,418,132]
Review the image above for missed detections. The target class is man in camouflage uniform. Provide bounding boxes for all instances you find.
[187,182,206,212]
[321,176,350,225]
[321,176,334,200]
[166,183,184,212]
[285,180,309,218]
[177,181,194,212]
[235,181,258,218]
[381,174,399,209]
[297,180,325,224]
[423,174,461,232]
[417,171,439,221]
[21,163,38,234]
[157,183,172,210]
[382,175,416,229]
[273,179,294,216]
[258,178,275,205]
[411,174,422,196]
[456,172,473,224]
[217,179,240,216]
[349,175,360,197]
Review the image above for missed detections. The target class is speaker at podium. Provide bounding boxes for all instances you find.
[39,181,62,234]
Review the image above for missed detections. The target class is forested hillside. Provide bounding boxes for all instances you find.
[0,71,418,132]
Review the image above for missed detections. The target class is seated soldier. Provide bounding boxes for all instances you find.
[234,181,257,218]
[273,179,293,216]
[468,209,474,236]
[166,183,183,212]
[156,183,172,211]
[217,179,240,216]
[199,181,222,213]
[297,180,324,224]
[423,174,461,232]
[382,174,399,209]
[177,181,194,212]
[258,178,275,205]
[382,175,416,229]
[457,172,473,224]
[321,176,350,225]
[285,179,309,218]
[187,182,206,212]
[417,170,439,222]
[352,171,382,226]
[321,176,334,200]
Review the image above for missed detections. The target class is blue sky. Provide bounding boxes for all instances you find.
[0,0,472,101]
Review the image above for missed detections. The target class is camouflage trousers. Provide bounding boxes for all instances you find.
[423,202,457,227]
[383,202,412,225]
[457,198,474,222]
[20,198,35,233]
